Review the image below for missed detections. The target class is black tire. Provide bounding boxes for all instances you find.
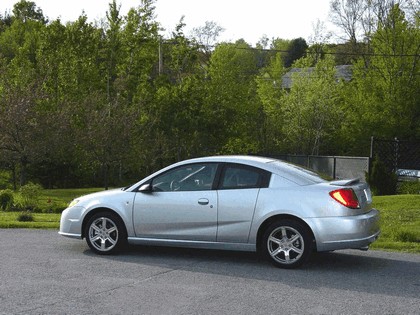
[85,212,127,255]
[262,219,313,269]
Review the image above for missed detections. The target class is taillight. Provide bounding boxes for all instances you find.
[329,188,360,209]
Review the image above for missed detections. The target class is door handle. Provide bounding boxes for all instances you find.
[198,198,209,205]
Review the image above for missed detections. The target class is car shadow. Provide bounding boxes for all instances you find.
[81,244,420,300]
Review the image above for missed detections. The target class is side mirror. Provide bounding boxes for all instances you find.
[139,183,153,193]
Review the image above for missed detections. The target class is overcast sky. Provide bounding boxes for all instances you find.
[1,0,337,45]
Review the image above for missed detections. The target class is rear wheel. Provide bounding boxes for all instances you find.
[262,219,312,268]
[85,212,127,255]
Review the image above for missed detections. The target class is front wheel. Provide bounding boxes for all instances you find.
[262,219,313,268]
[85,212,127,255]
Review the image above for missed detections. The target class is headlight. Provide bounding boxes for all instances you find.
[68,199,80,208]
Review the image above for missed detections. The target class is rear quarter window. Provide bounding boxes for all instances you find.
[268,161,327,186]
[219,163,270,189]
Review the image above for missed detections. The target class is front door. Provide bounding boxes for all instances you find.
[133,163,219,241]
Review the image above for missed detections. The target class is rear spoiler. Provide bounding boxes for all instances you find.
[330,178,361,186]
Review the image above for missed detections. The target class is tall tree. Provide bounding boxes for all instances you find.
[137,17,208,167]
[0,57,46,186]
[284,37,308,67]
[260,53,343,155]
[256,49,288,153]
[191,20,224,60]
[339,4,419,154]
[0,9,47,186]
[105,0,123,103]
[12,0,47,24]
[118,0,159,105]
[204,40,262,154]
[330,0,365,43]
[0,11,13,33]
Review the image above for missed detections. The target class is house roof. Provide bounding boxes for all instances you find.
[281,65,353,89]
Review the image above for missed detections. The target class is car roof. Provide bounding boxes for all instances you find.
[182,155,276,165]
[129,155,324,190]
[180,155,325,185]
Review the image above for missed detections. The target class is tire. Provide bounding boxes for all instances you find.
[262,219,313,269]
[85,212,127,255]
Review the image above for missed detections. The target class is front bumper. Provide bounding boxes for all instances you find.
[307,209,380,252]
[58,206,84,239]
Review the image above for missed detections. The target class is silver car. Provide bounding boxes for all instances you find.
[59,155,380,268]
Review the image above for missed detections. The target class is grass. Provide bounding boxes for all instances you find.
[0,188,103,229]
[0,211,61,229]
[41,187,104,203]
[0,189,419,253]
[370,194,420,253]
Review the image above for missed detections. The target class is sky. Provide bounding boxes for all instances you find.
[1,0,337,45]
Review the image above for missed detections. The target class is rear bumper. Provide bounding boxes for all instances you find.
[306,209,380,252]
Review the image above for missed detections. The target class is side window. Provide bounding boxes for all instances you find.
[152,163,218,192]
[220,165,270,189]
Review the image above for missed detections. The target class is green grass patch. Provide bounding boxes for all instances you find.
[370,195,420,253]
[0,211,61,229]
[0,187,104,228]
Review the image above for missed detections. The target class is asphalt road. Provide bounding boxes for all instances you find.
[0,229,419,315]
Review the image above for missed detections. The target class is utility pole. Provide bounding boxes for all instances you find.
[158,37,163,75]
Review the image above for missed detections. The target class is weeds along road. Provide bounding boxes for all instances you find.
[0,229,419,315]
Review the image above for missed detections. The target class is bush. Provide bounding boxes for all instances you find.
[366,157,398,195]
[0,189,14,211]
[17,211,34,222]
[397,181,420,194]
[40,199,68,214]
[19,182,43,211]
[0,170,12,189]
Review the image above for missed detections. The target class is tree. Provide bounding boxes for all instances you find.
[191,20,224,56]
[12,0,47,24]
[136,17,209,167]
[330,0,365,43]
[256,44,289,153]
[0,9,48,186]
[0,11,13,33]
[204,40,262,154]
[118,0,159,104]
[0,58,46,186]
[104,0,123,103]
[338,4,419,154]
[284,37,308,67]
[369,3,420,139]
[329,0,418,43]
[269,37,309,68]
[274,55,343,155]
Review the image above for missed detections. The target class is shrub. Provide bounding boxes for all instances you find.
[17,211,34,222]
[0,189,14,211]
[19,182,43,211]
[397,181,420,195]
[40,199,67,214]
[366,157,397,195]
[0,170,12,189]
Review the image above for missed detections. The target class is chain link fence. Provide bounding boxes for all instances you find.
[260,154,370,182]
[251,138,419,194]
[370,137,420,181]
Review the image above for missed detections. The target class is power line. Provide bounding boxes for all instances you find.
[161,40,420,58]
[232,46,420,58]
